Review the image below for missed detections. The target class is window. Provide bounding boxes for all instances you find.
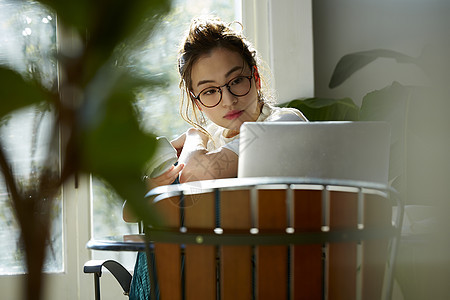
[91,0,241,269]
[0,0,61,275]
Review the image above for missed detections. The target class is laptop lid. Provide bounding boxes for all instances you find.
[238,121,390,185]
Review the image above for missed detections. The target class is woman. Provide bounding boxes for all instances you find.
[128,17,306,299]
[148,17,306,189]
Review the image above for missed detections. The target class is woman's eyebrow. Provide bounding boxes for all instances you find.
[196,66,243,87]
[225,66,243,78]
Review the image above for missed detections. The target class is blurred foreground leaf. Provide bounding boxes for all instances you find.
[0,1,173,299]
[79,69,159,223]
[40,0,171,43]
[0,67,49,118]
[43,0,172,86]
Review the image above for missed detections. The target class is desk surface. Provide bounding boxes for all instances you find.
[86,234,148,252]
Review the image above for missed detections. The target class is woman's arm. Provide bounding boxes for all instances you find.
[123,128,237,222]
[170,132,186,157]
[178,128,238,183]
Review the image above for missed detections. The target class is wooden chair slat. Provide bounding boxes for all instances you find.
[257,246,288,300]
[292,245,323,300]
[154,196,181,300]
[257,190,288,299]
[220,190,252,300]
[258,190,286,230]
[221,246,253,299]
[220,190,252,229]
[292,190,323,299]
[185,245,216,300]
[154,244,181,300]
[184,193,216,300]
[184,193,215,229]
[328,191,358,300]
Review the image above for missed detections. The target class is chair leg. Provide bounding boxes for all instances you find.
[94,273,101,300]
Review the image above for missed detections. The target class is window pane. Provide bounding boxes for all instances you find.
[0,0,60,274]
[0,107,62,275]
[91,0,240,268]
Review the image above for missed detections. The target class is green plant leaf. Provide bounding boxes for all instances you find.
[40,0,171,42]
[282,97,359,121]
[0,67,48,118]
[41,0,172,87]
[329,49,417,89]
[82,0,171,83]
[79,70,159,224]
[38,0,88,33]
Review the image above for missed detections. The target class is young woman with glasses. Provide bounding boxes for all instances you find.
[147,17,307,189]
[126,17,307,299]
[146,18,306,187]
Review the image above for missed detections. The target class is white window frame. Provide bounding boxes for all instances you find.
[242,0,314,102]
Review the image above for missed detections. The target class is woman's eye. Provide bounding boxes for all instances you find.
[231,77,244,85]
[202,88,218,96]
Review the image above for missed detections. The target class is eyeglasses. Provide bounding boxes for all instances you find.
[190,75,253,108]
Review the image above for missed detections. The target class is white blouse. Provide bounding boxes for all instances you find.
[206,104,307,155]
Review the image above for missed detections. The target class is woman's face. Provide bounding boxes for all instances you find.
[190,47,261,136]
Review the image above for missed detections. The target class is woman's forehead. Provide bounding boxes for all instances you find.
[191,48,249,86]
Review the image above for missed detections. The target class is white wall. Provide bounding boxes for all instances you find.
[311,3,450,300]
[243,0,314,103]
[312,0,449,105]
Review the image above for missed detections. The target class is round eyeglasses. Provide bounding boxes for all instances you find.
[190,75,253,108]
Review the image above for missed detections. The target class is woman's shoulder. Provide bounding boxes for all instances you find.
[261,104,308,122]
[206,122,239,152]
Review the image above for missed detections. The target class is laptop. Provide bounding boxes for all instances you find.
[237,121,390,185]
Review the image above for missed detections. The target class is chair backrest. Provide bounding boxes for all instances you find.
[147,178,402,300]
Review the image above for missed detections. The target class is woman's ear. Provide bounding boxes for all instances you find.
[253,65,261,90]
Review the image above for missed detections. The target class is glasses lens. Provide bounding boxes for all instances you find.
[199,87,221,107]
[229,76,251,96]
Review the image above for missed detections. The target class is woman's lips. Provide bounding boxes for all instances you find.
[224,110,244,120]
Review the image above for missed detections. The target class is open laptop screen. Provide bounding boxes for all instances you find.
[238,121,390,185]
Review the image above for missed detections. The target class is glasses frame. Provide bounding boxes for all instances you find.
[190,74,253,108]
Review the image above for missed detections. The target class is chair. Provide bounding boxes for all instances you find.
[84,259,132,299]
[84,177,403,300]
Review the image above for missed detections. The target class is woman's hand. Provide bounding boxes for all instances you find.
[145,163,184,191]
[171,132,187,157]
[177,127,237,182]
[171,128,208,158]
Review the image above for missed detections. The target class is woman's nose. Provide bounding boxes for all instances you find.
[221,87,237,107]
